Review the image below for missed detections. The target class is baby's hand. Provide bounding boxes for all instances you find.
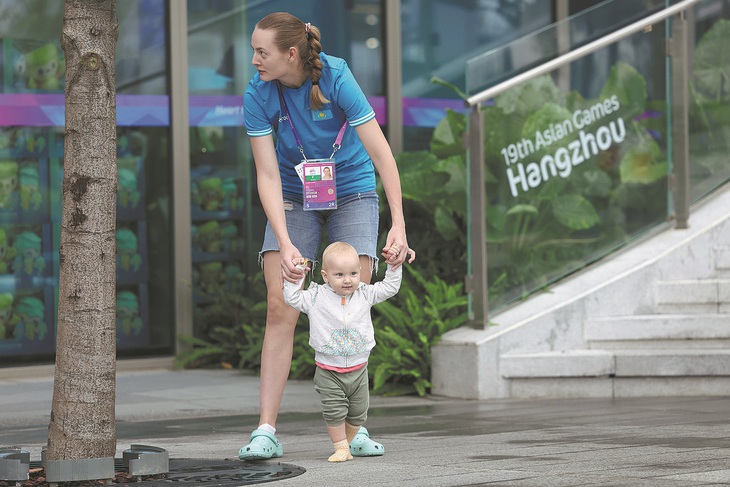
[294,258,311,273]
[381,244,400,264]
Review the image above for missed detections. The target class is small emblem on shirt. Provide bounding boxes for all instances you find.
[311,109,333,121]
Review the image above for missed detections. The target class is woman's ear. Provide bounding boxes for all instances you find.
[288,47,297,63]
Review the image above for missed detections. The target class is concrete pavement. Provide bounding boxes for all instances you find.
[1,366,729,486]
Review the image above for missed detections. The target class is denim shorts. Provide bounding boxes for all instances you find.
[260,190,379,269]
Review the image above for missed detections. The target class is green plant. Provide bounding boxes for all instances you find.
[175,272,314,378]
[378,107,469,285]
[369,266,468,396]
[176,265,467,398]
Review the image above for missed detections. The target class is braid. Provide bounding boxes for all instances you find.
[305,24,330,109]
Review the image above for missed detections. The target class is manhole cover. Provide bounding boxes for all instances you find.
[29,459,306,486]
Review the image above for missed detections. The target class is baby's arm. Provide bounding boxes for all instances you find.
[282,264,315,312]
[363,264,402,304]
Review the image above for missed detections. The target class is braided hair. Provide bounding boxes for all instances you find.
[256,12,330,109]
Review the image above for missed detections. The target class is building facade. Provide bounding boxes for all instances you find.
[0,0,727,366]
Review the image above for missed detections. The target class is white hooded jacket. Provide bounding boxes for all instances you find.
[283,265,402,369]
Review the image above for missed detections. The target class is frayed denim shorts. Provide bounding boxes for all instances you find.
[260,190,379,271]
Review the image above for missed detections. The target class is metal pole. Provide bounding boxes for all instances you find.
[670,11,690,229]
[555,0,571,93]
[169,0,194,349]
[385,0,403,154]
[467,104,488,329]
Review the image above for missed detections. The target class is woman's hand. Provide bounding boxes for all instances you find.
[381,227,415,268]
[279,243,308,284]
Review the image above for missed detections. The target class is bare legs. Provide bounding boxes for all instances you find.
[258,251,300,428]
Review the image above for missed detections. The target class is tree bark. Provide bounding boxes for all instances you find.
[47,0,119,461]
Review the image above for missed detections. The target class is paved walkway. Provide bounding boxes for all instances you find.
[1,368,729,486]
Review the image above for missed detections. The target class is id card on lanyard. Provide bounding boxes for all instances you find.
[298,159,337,210]
[278,81,346,211]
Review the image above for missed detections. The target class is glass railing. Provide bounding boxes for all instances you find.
[463,0,730,323]
[688,0,730,201]
[467,0,675,96]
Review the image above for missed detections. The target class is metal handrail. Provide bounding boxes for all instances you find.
[465,0,700,107]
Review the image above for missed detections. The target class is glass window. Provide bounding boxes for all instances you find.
[688,0,730,200]
[0,0,174,364]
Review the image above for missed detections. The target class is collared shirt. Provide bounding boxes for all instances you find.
[244,53,377,198]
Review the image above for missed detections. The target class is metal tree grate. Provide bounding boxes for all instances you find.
[28,459,306,486]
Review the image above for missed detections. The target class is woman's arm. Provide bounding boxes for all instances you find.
[250,135,304,281]
[355,119,414,267]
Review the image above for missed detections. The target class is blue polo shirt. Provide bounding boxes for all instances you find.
[244,53,377,199]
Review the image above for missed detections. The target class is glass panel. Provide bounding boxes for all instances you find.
[466,0,670,96]
[401,0,553,152]
[0,2,61,364]
[0,0,174,364]
[469,19,670,311]
[115,0,174,356]
[688,0,730,200]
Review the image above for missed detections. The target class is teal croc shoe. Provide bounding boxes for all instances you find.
[238,429,283,460]
[350,426,384,457]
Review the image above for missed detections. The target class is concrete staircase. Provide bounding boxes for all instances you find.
[432,186,730,400]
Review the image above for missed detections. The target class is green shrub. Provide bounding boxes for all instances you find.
[369,265,468,396]
[176,265,468,397]
[175,272,314,377]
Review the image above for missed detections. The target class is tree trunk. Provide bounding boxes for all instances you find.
[47,0,119,461]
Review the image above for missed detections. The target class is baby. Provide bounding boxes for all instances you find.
[283,241,402,462]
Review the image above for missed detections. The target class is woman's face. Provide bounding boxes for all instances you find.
[250,27,291,83]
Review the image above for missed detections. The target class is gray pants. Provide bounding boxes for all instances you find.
[313,365,369,427]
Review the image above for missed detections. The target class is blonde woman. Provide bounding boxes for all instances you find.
[239,12,414,460]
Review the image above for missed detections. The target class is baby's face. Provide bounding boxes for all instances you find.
[322,252,361,296]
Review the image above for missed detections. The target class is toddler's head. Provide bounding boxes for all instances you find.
[321,242,360,296]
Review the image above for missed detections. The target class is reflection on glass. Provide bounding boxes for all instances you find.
[688,1,730,201]
[472,25,670,310]
[0,0,174,363]
[403,0,551,100]
[466,0,669,96]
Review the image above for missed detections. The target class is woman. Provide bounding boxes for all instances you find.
[238,12,414,461]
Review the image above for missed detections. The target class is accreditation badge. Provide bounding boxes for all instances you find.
[300,159,337,211]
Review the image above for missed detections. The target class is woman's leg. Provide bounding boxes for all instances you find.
[258,250,300,428]
[238,251,300,461]
[240,198,323,460]
[253,201,322,429]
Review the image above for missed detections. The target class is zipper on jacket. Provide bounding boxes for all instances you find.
[341,294,348,367]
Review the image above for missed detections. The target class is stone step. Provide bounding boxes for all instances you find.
[501,349,730,379]
[715,246,730,274]
[655,279,730,314]
[585,314,730,348]
[507,376,730,399]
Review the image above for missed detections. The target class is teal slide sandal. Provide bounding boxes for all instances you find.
[350,427,384,457]
[238,429,283,460]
